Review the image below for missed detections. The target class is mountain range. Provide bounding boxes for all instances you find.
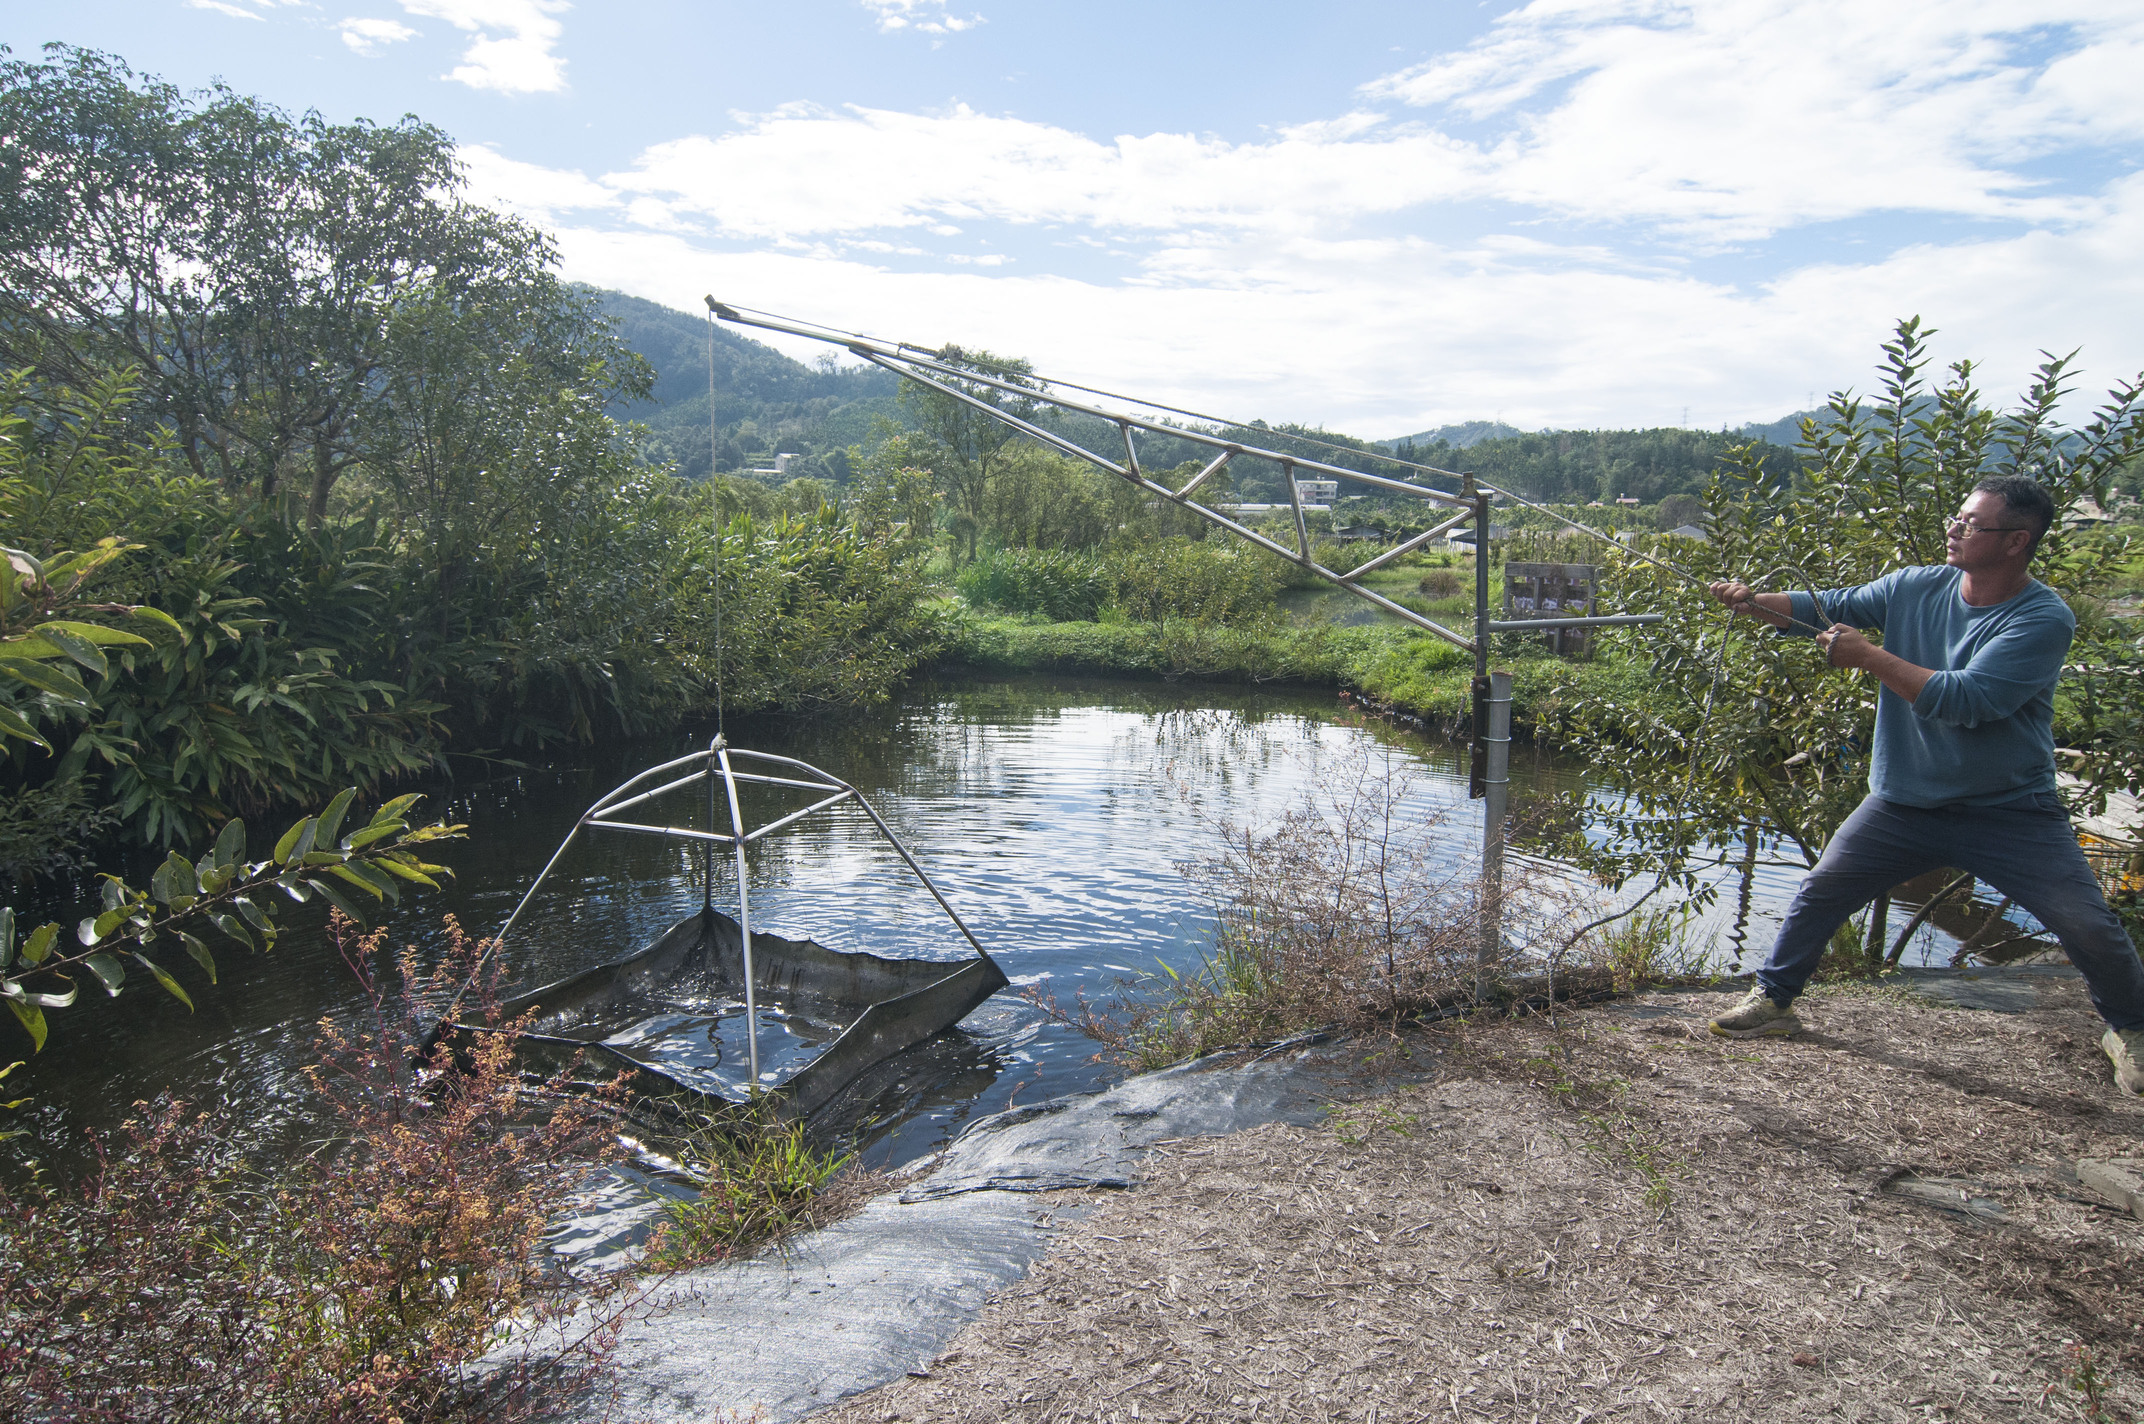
[597,289,1802,503]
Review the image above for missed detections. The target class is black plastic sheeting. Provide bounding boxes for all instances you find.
[1897,961,2081,1014]
[533,964,2091,1421]
[428,906,1008,1121]
[543,1033,1438,1423]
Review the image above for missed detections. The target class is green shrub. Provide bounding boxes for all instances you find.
[1417,568,1464,599]
[1106,538,1285,629]
[0,779,115,883]
[955,546,1114,621]
[1,368,945,857]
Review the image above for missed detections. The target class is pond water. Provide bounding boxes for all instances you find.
[6,674,1997,1173]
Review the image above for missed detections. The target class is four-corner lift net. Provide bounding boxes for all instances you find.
[429,740,1007,1125]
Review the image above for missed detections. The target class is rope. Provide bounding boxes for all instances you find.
[707,304,726,738]
[1546,556,1847,1021]
[717,305,1873,653]
[722,304,1853,646]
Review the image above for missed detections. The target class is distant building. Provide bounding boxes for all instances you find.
[1615,496,1641,506]
[2066,496,2113,527]
[1445,525,1512,550]
[1217,487,1334,514]
[1666,523,1710,543]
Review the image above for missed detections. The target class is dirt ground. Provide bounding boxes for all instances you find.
[818,977,2144,1423]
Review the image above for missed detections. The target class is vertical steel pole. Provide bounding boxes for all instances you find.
[1466,476,1489,801]
[1470,478,1489,681]
[1479,670,1511,989]
[703,741,716,914]
[713,737,760,1082]
[1467,477,1507,988]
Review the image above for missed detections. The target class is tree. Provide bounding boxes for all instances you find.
[982,446,1113,551]
[3,368,452,848]
[0,45,554,524]
[897,346,1039,561]
[1532,319,2144,933]
[844,432,939,548]
[367,278,651,622]
[1655,492,1704,531]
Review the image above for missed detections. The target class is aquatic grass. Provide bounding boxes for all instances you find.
[955,546,1114,621]
[1592,905,1716,991]
[646,1097,861,1268]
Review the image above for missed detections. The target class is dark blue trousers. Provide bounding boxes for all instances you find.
[1757,792,2144,1029]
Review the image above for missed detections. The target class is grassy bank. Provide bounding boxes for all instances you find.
[934,608,1649,745]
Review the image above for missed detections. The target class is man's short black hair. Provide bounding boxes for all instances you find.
[1973,475,2055,553]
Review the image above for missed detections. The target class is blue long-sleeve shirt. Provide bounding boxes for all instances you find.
[1783,566,2073,808]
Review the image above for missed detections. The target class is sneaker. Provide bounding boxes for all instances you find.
[1708,985,1802,1039]
[2102,1028,2144,1096]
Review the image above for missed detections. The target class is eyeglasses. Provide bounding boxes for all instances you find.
[1944,516,2030,537]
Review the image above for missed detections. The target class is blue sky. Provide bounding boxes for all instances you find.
[8,1,2142,435]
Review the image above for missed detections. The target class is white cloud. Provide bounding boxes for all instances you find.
[185,0,305,19]
[338,17,420,55]
[535,175,2144,435]
[459,143,621,218]
[861,0,983,36]
[397,0,570,94]
[1362,0,2144,242]
[462,0,2144,430]
[588,104,1484,242]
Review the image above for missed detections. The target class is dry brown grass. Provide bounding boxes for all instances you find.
[821,976,2144,1423]
[1028,747,1539,1074]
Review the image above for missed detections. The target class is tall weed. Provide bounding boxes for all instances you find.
[956,546,1113,621]
[1106,538,1286,630]
[1034,747,1483,1070]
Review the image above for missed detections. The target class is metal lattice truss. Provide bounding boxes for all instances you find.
[710,302,1490,651]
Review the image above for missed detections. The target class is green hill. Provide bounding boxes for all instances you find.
[592,289,903,481]
[1387,426,1797,505]
[1380,420,1526,449]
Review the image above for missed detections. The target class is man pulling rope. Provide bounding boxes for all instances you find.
[1704,476,2144,1094]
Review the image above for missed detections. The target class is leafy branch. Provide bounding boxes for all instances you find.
[0,787,464,1050]
[1,535,184,749]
